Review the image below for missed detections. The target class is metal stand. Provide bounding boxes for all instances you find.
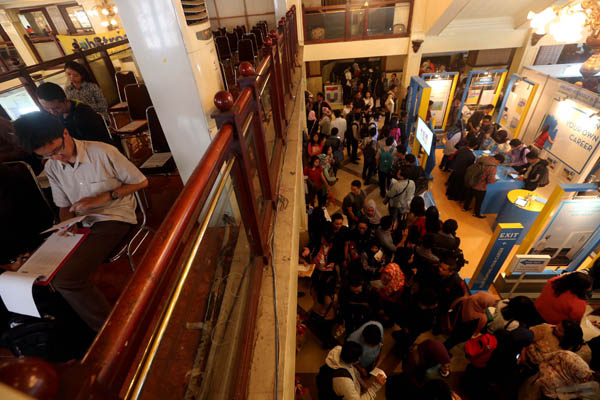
[508,272,527,298]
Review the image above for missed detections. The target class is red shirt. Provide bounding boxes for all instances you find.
[304,166,324,190]
[535,132,549,148]
[534,276,586,324]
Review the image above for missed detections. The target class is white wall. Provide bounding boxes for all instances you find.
[304,37,410,62]
[206,0,275,31]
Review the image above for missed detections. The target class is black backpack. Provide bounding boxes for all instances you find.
[0,315,58,360]
[363,140,376,161]
[316,364,352,399]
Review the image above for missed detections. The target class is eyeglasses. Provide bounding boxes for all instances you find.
[36,136,65,159]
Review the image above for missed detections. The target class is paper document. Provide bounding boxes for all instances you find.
[0,273,40,317]
[140,152,172,168]
[42,215,86,233]
[0,232,85,317]
[370,367,387,378]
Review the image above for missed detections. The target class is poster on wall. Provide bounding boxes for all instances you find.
[427,79,453,129]
[537,99,600,174]
[530,199,600,266]
[479,89,495,105]
[466,88,481,105]
[500,81,534,136]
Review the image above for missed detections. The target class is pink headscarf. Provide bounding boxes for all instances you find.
[461,292,496,335]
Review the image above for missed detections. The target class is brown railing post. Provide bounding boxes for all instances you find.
[17,67,40,108]
[23,34,42,63]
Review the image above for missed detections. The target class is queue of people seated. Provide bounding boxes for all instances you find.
[0,62,147,360]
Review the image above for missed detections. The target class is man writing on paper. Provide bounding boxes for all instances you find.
[14,112,148,331]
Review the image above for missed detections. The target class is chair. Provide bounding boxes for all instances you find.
[107,191,150,271]
[124,83,152,121]
[115,71,138,103]
[237,39,256,64]
[2,161,57,225]
[139,107,177,176]
[251,28,264,48]
[257,22,268,39]
[243,32,259,56]
[218,27,226,36]
[226,31,239,53]
[215,35,232,62]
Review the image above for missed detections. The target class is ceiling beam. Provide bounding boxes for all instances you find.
[513,0,570,29]
[426,0,472,36]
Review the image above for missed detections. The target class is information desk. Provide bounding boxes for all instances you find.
[492,189,547,245]
[472,150,524,215]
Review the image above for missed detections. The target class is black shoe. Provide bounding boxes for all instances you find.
[473,213,486,219]
[462,208,470,212]
[351,160,359,164]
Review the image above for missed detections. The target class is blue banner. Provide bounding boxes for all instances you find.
[470,223,523,291]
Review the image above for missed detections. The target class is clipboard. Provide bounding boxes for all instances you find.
[35,228,90,286]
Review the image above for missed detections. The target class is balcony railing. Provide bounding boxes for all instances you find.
[0,5,299,400]
[303,0,412,44]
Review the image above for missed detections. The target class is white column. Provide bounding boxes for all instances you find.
[401,0,426,97]
[0,9,37,66]
[113,0,218,183]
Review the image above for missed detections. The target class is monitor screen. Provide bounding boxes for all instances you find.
[416,117,434,155]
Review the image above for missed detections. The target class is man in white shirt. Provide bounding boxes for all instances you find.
[331,109,347,143]
[15,112,148,331]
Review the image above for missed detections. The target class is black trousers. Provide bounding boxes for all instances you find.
[444,318,479,351]
[463,188,486,216]
[378,170,391,197]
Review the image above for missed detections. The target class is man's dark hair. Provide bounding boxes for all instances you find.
[340,340,363,364]
[333,109,341,118]
[482,115,492,121]
[369,127,377,137]
[331,213,344,222]
[467,136,479,148]
[396,144,407,154]
[494,154,506,163]
[351,180,362,188]
[14,111,65,153]
[317,92,324,98]
[331,127,339,136]
[400,111,408,119]
[405,153,416,164]
[380,215,393,230]
[362,324,382,346]
[357,217,370,226]
[525,151,539,160]
[559,320,584,352]
[484,104,494,110]
[442,219,458,234]
[386,136,394,146]
[509,138,522,147]
[37,82,67,102]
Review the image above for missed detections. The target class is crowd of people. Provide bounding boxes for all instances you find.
[301,64,598,400]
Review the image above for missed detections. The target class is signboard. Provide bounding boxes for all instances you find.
[324,85,343,106]
[530,199,600,266]
[470,223,524,291]
[500,80,535,136]
[427,79,453,129]
[416,117,434,155]
[57,30,129,60]
[536,99,600,174]
[508,254,551,273]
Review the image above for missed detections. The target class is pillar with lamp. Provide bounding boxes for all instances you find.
[527,1,600,79]
[86,1,120,30]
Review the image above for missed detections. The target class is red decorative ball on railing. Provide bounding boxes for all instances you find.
[214,90,234,112]
[238,61,255,77]
[264,36,273,47]
[0,358,59,400]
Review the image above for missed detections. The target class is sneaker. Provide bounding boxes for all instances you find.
[462,208,470,212]
[473,213,486,219]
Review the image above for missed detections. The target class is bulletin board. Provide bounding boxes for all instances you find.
[496,74,538,138]
[406,76,432,168]
[421,72,459,132]
[459,69,507,122]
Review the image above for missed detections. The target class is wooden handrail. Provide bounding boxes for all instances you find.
[65,124,235,394]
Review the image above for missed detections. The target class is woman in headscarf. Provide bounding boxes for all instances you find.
[521,320,584,367]
[404,339,452,382]
[444,292,496,351]
[363,199,382,229]
[519,350,595,400]
[374,263,405,327]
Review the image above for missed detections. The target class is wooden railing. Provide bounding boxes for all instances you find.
[0,6,299,400]
[302,0,412,44]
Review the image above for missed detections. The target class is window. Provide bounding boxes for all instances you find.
[59,4,94,34]
[19,9,56,37]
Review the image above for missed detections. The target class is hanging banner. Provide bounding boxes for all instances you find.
[530,199,600,266]
[537,99,600,174]
[324,84,343,106]
[470,223,523,291]
[56,29,129,59]
[427,79,453,129]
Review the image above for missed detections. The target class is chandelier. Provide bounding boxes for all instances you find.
[87,1,120,29]
[528,1,600,78]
